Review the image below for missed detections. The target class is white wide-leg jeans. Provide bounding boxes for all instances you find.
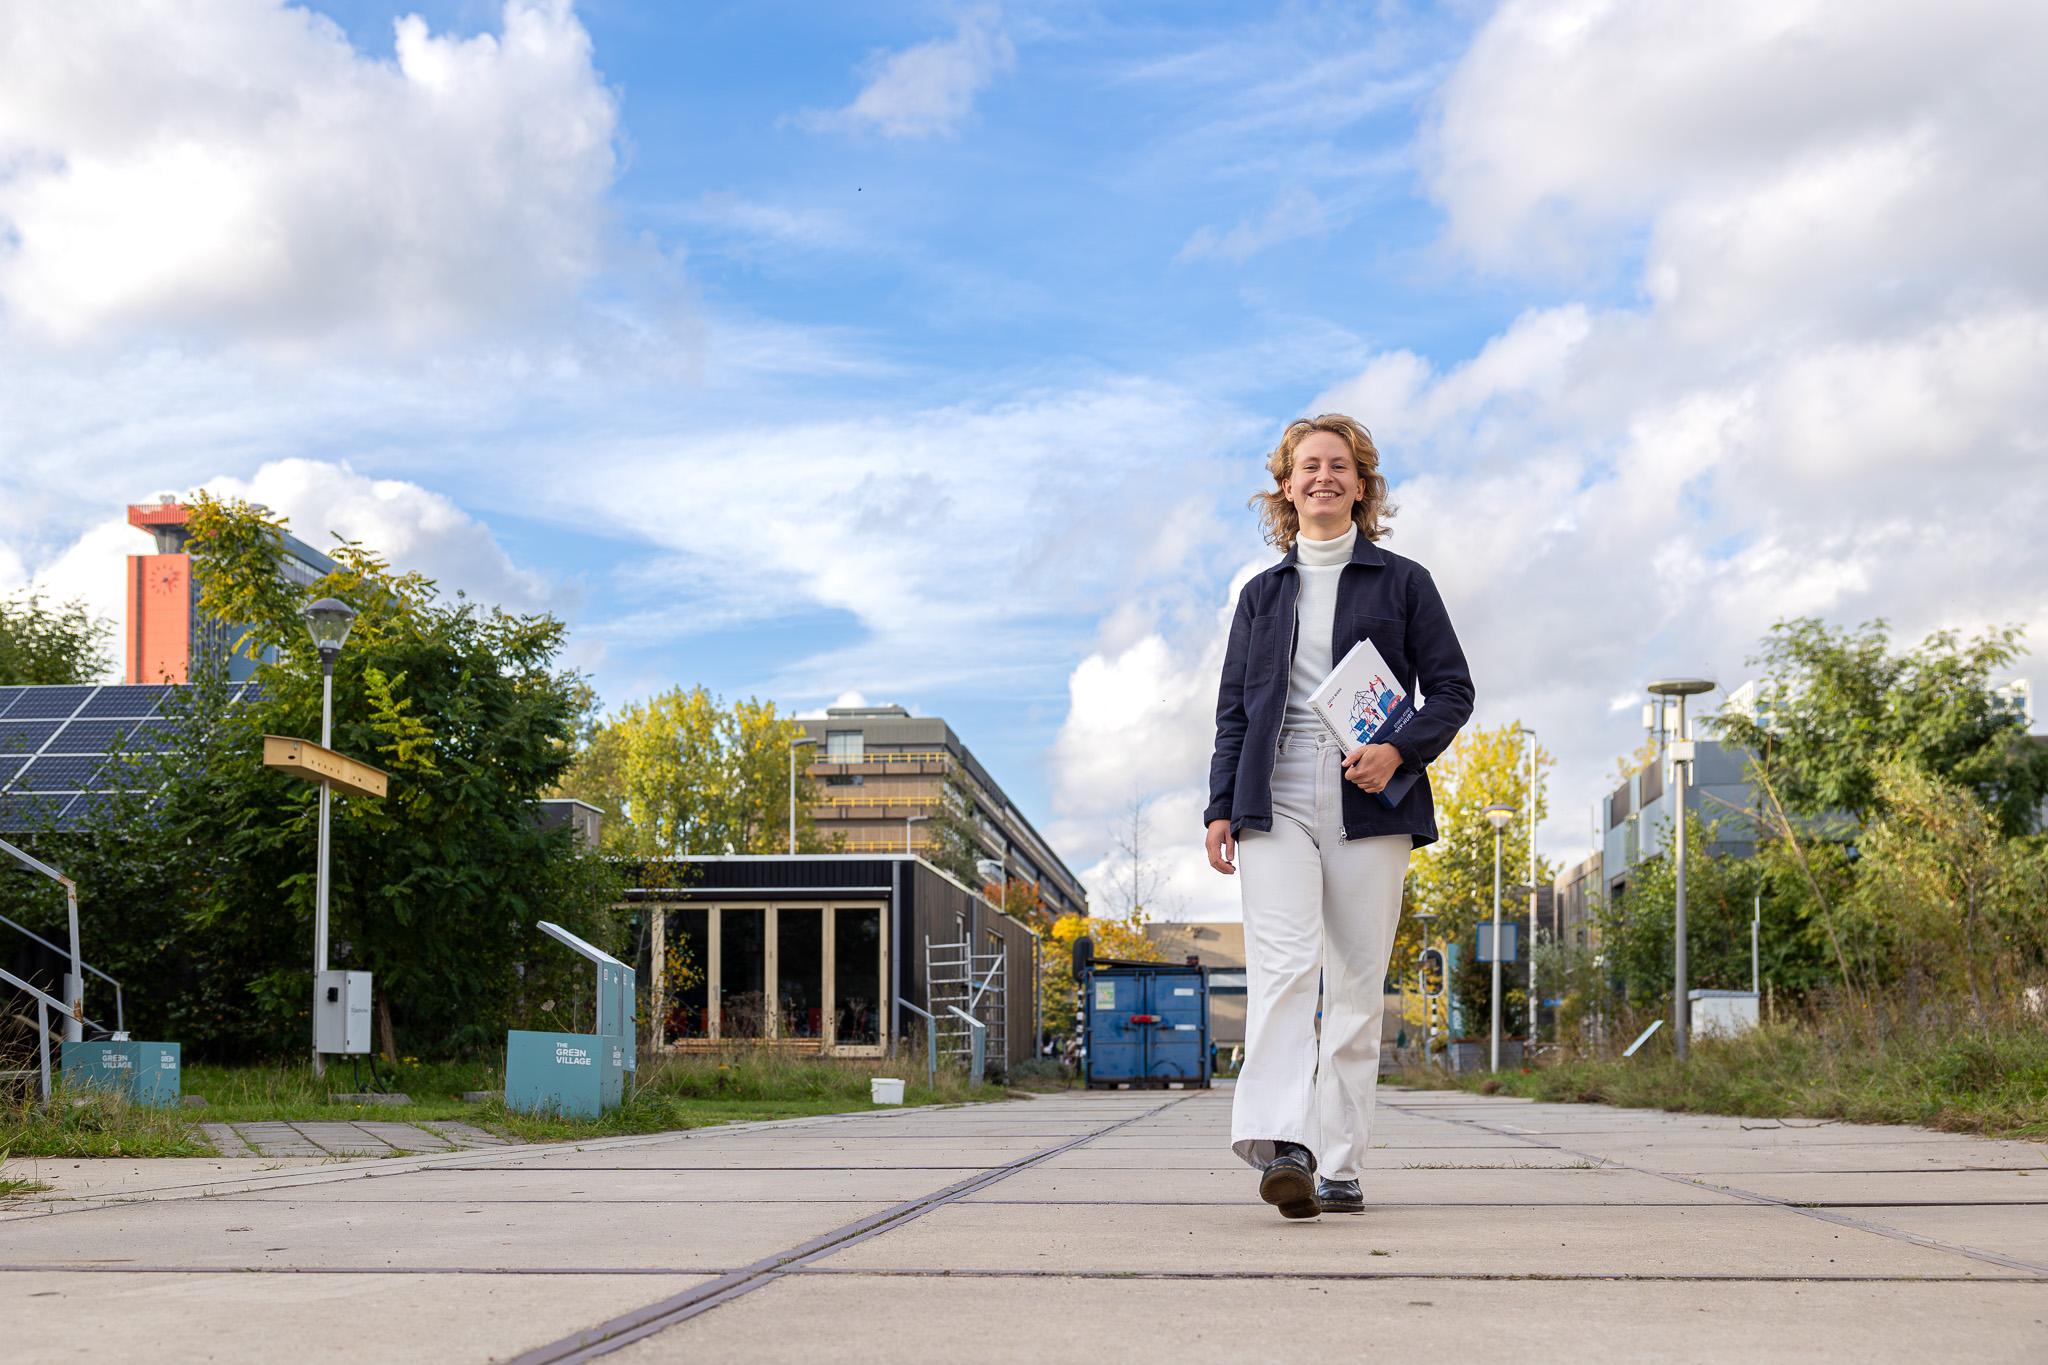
[1231,729,1411,1180]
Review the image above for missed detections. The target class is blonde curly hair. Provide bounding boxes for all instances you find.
[1249,413,1395,550]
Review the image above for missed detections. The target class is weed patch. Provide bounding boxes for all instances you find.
[1390,1004,2048,1140]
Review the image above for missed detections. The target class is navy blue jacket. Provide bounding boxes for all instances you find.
[1205,537,1475,848]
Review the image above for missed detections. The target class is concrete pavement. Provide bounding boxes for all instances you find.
[201,1118,516,1158]
[2,1085,2044,1362]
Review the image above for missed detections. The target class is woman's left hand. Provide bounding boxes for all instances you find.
[1342,743,1403,793]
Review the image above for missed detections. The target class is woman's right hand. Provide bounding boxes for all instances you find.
[1204,818,1236,875]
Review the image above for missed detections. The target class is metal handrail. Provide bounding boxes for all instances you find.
[897,1000,938,1088]
[946,1005,987,1086]
[810,750,954,768]
[0,911,123,1032]
[810,794,947,811]
[0,834,84,1042]
[0,963,109,1103]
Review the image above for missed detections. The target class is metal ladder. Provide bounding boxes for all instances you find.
[923,935,1006,1072]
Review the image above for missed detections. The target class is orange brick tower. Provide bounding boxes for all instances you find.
[125,499,197,684]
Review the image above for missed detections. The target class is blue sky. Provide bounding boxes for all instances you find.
[4,1,2044,917]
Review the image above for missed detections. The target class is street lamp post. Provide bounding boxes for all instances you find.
[302,597,357,1077]
[1647,677,1716,1062]
[905,812,931,855]
[788,736,817,855]
[1483,803,1516,1072]
[1513,725,1538,1048]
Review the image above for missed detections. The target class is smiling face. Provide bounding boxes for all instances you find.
[1285,430,1365,538]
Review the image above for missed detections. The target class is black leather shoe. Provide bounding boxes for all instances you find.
[1258,1143,1320,1219]
[1316,1177,1364,1213]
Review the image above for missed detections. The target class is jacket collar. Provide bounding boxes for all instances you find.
[1276,534,1387,571]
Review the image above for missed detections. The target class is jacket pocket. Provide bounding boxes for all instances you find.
[1248,614,1286,672]
[1352,613,1405,659]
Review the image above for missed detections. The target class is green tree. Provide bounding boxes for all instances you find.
[1406,721,1554,970]
[0,591,110,684]
[1717,618,2048,836]
[1851,762,2048,1022]
[559,687,824,856]
[0,499,622,1061]
[1039,909,1165,1043]
[185,494,618,1056]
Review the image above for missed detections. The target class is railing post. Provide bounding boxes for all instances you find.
[947,1006,986,1087]
[37,996,52,1103]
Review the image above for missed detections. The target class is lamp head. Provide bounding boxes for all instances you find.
[302,598,356,657]
[1646,677,1717,698]
[1483,803,1516,831]
[792,736,818,747]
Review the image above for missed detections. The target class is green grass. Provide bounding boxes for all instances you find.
[0,1047,1009,1159]
[1,1175,51,1198]
[1389,1005,2048,1141]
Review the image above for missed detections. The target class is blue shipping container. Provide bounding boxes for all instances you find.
[1081,962,1211,1089]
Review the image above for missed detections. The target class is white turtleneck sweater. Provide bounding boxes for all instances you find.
[1283,522,1358,731]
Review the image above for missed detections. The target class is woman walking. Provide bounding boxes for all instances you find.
[1204,414,1474,1219]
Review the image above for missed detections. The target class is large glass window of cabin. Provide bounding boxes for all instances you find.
[778,909,824,1039]
[664,907,711,1041]
[720,908,767,1038]
[834,907,882,1046]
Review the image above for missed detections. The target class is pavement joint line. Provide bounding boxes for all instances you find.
[183,1196,2006,1208]
[428,1165,999,1172]
[3,1099,1022,1220]
[0,1264,731,1276]
[0,1264,2038,1283]
[781,1266,2048,1284]
[503,1095,1202,1365]
[1382,1098,2048,1279]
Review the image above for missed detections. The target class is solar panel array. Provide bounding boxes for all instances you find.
[0,683,210,833]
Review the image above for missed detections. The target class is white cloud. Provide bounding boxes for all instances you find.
[528,378,1258,700]
[1039,0,2048,912]
[0,0,618,350]
[797,11,1014,140]
[14,460,556,682]
[207,459,554,612]
[1176,188,1329,265]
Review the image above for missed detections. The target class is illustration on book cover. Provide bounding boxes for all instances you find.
[1347,675,1401,745]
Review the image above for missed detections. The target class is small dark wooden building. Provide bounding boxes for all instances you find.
[620,855,1039,1072]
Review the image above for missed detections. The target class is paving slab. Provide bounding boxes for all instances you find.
[0,1195,889,1271]
[1721,1169,2048,1204]
[809,1198,2016,1279]
[0,1155,337,1205]
[960,1163,1745,1206]
[478,1145,1039,1170]
[1567,1142,2048,1175]
[1039,1145,1598,1170]
[606,1274,2048,1365]
[1840,1205,2048,1263]
[0,1271,712,1364]
[220,1166,967,1204]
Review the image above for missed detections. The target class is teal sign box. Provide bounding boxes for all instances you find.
[504,1029,625,1118]
[59,1041,182,1107]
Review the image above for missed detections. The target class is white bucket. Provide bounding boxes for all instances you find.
[870,1077,906,1105]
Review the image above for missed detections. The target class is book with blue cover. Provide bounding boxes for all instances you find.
[1307,637,1420,808]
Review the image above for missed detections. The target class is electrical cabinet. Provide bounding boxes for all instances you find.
[313,970,374,1055]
